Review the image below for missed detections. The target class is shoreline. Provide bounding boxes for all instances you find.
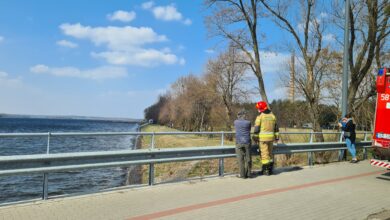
[0,114,144,123]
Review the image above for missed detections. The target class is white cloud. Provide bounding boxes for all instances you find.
[297,22,318,33]
[142,1,154,10]
[153,5,182,21]
[205,49,214,54]
[269,87,288,101]
[59,23,184,67]
[92,49,184,67]
[60,23,167,50]
[0,71,22,86]
[161,47,172,53]
[183,18,192,25]
[179,58,185,65]
[56,40,78,48]
[107,10,136,22]
[323,33,336,42]
[143,2,192,25]
[30,64,49,73]
[0,71,7,78]
[30,65,128,80]
[0,36,4,43]
[319,12,328,19]
[260,51,290,73]
[297,12,328,33]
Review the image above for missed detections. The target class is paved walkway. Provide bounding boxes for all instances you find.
[1,162,390,220]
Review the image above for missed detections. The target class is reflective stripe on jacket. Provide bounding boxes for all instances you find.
[255,112,278,142]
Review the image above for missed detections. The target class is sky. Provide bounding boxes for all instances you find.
[0,0,322,119]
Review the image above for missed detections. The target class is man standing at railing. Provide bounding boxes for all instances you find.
[253,101,279,176]
[234,110,252,178]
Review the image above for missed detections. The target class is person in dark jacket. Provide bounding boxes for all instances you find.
[338,113,358,163]
[234,110,252,178]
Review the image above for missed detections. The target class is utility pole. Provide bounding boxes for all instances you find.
[289,52,295,103]
[341,0,350,117]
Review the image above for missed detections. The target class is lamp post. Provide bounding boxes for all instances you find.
[341,0,350,117]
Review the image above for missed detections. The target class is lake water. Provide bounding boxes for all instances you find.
[0,117,138,203]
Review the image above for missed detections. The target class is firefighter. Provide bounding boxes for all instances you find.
[253,101,279,175]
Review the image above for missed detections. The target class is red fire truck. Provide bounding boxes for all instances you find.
[370,67,390,168]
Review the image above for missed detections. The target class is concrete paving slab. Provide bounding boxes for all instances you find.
[0,162,389,220]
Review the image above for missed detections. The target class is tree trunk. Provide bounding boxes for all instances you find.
[256,65,269,105]
[225,106,234,141]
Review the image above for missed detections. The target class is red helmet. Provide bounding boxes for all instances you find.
[256,101,268,112]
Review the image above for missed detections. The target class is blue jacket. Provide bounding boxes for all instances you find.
[234,119,251,145]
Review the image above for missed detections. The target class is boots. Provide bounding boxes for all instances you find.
[269,162,274,175]
[263,164,270,176]
[262,162,274,176]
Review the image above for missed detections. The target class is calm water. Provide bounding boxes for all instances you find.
[0,117,139,203]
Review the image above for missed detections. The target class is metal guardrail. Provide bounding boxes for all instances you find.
[0,131,372,201]
[0,142,372,175]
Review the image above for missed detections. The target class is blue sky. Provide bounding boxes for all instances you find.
[0,0,325,119]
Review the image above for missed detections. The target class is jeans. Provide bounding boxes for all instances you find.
[235,143,252,178]
[345,138,356,159]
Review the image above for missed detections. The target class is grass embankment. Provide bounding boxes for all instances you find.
[138,125,237,183]
[135,125,371,184]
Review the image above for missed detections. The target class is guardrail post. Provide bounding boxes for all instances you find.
[363,147,368,160]
[42,132,50,200]
[219,132,225,177]
[151,132,155,149]
[363,132,368,160]
[134,126,140,148]
[149,163,155,186]
[338,132,344,161]
[307,132,313,166]
[309,132,314,143]
[149,132,155,186]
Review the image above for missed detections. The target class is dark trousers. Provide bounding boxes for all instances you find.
[235,143,252,178]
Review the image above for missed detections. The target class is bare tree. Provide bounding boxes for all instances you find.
[331,0,389,114]
[159,75,217,131]
[205,0,270,104]
[387,3,390,15]
[205,44,249,131]
[260,0,330,137]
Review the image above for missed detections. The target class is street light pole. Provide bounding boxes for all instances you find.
[341,0,350,117]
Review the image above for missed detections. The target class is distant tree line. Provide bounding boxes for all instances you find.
[144,90,360,131]
[145,94,374,131]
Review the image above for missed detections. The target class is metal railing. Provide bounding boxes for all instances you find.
[0,131,372,201]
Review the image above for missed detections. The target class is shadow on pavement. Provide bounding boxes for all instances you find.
[367,209,390,220]
[273,166,303,175]
[376,171,390,181]
[380,171,390,177]
[250,166,303,178]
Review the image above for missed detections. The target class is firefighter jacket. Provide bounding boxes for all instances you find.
[254,111,279,142]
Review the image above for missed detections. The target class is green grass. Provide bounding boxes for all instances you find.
[140,125,235,149]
